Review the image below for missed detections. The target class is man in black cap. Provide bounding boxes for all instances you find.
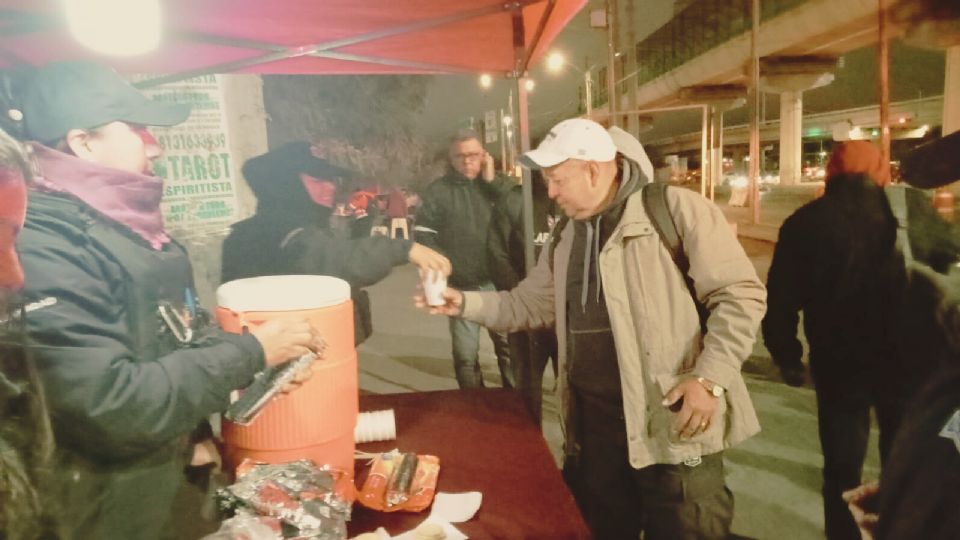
[12,61,325,540]
[222,141,450,345]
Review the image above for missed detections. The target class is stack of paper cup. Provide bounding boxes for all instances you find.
[354,409,397,443]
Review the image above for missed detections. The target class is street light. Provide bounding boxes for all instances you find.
[546,52,565,72]
[524,79,535,92]
[545,51,594,114]
[479,73,493,89]
[65,0,161,55]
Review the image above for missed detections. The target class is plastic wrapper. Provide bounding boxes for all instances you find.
[200,514,278,540]
[226,352,318,425]
[216,459,353,539]
[356,452,440,513]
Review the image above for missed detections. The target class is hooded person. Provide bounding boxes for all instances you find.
[486,126,654,424]
[10,61,325,540]
[221,142,449,345]
[762,140,960,540]
[418,118,765,539]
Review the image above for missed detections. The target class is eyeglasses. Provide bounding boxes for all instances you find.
[453,152,484,162]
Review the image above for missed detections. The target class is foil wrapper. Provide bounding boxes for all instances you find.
[216,460,351,539]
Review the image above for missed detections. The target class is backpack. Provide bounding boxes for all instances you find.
[548,182,708,330]
[884,184,960,392]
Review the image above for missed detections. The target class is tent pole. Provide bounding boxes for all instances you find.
[749,0,761,224]
[517,75,535,274]
[878,0,892,181]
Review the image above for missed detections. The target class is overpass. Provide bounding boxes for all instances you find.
[584,0,959,190]
[649,95,944,155]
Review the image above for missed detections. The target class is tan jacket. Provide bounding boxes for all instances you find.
[462,185,765,469]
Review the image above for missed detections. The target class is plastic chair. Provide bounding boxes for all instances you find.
[389,218,409,239]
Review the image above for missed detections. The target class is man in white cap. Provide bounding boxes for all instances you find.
[418,118,765,539]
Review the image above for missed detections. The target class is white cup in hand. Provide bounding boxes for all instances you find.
[420,269,447,307]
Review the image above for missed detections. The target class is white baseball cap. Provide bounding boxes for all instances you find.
[520,118,617,169]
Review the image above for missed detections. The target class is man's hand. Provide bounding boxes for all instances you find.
[414,286,464,316]
[481,152,496,182]
[843,482,880,540]
[250,318,325,367]
[279,338,326,393]
[408,243,451,277]
[662,378,720,439]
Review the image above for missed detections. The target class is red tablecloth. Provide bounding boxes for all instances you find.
[349,389,590,540]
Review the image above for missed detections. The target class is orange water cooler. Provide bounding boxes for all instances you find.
[216,275,357,474]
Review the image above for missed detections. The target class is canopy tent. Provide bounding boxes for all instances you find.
[1,0,585,269]
[0,1,584,83]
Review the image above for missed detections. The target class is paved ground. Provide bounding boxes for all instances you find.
[356,185,882,540]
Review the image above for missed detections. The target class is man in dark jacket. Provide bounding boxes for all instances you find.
[762,140,960,540]
[487,171,558,422]
[414,130,514,388]
[221,142,449,345]
[13,61,323,540]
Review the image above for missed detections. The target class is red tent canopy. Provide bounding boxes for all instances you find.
[0,0,585,83]
[1,0,580,270]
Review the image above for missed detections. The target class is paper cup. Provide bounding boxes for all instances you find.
[421,270,447,307]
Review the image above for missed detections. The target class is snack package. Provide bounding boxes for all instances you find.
[356,452,440,513]
[217,459,353,539]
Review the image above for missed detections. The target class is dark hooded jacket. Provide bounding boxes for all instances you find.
[763,173,960,392]
[414,169,514,289]
[221,142,413,344]
[565,158,645,408]
[18,149,265,540]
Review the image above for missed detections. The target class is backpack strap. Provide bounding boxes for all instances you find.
[884,184,914,264]
[547,183,708,331]
[642,183,708,332]
[547,214,569,270]
[642,183,688,275]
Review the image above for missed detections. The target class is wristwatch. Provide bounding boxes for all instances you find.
[696,376,724,398]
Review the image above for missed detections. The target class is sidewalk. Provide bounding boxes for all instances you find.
[714,183,822,244]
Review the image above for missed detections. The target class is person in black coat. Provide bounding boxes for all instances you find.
[221,142,449,345]
[413,130,515,388]
[10,61,325,540]
[487,172,559,423]
[762,140,960,540]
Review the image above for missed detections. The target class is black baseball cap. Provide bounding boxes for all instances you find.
[22,61,191,143]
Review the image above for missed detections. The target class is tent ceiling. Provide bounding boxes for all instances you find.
[0,0,585,84]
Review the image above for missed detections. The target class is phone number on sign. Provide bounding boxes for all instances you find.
[156,133,227,152]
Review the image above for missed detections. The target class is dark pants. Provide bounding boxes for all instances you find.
[813,373,901,540]
[564,394,733,540]
[448,283,512,389]
[508,329,557,424]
